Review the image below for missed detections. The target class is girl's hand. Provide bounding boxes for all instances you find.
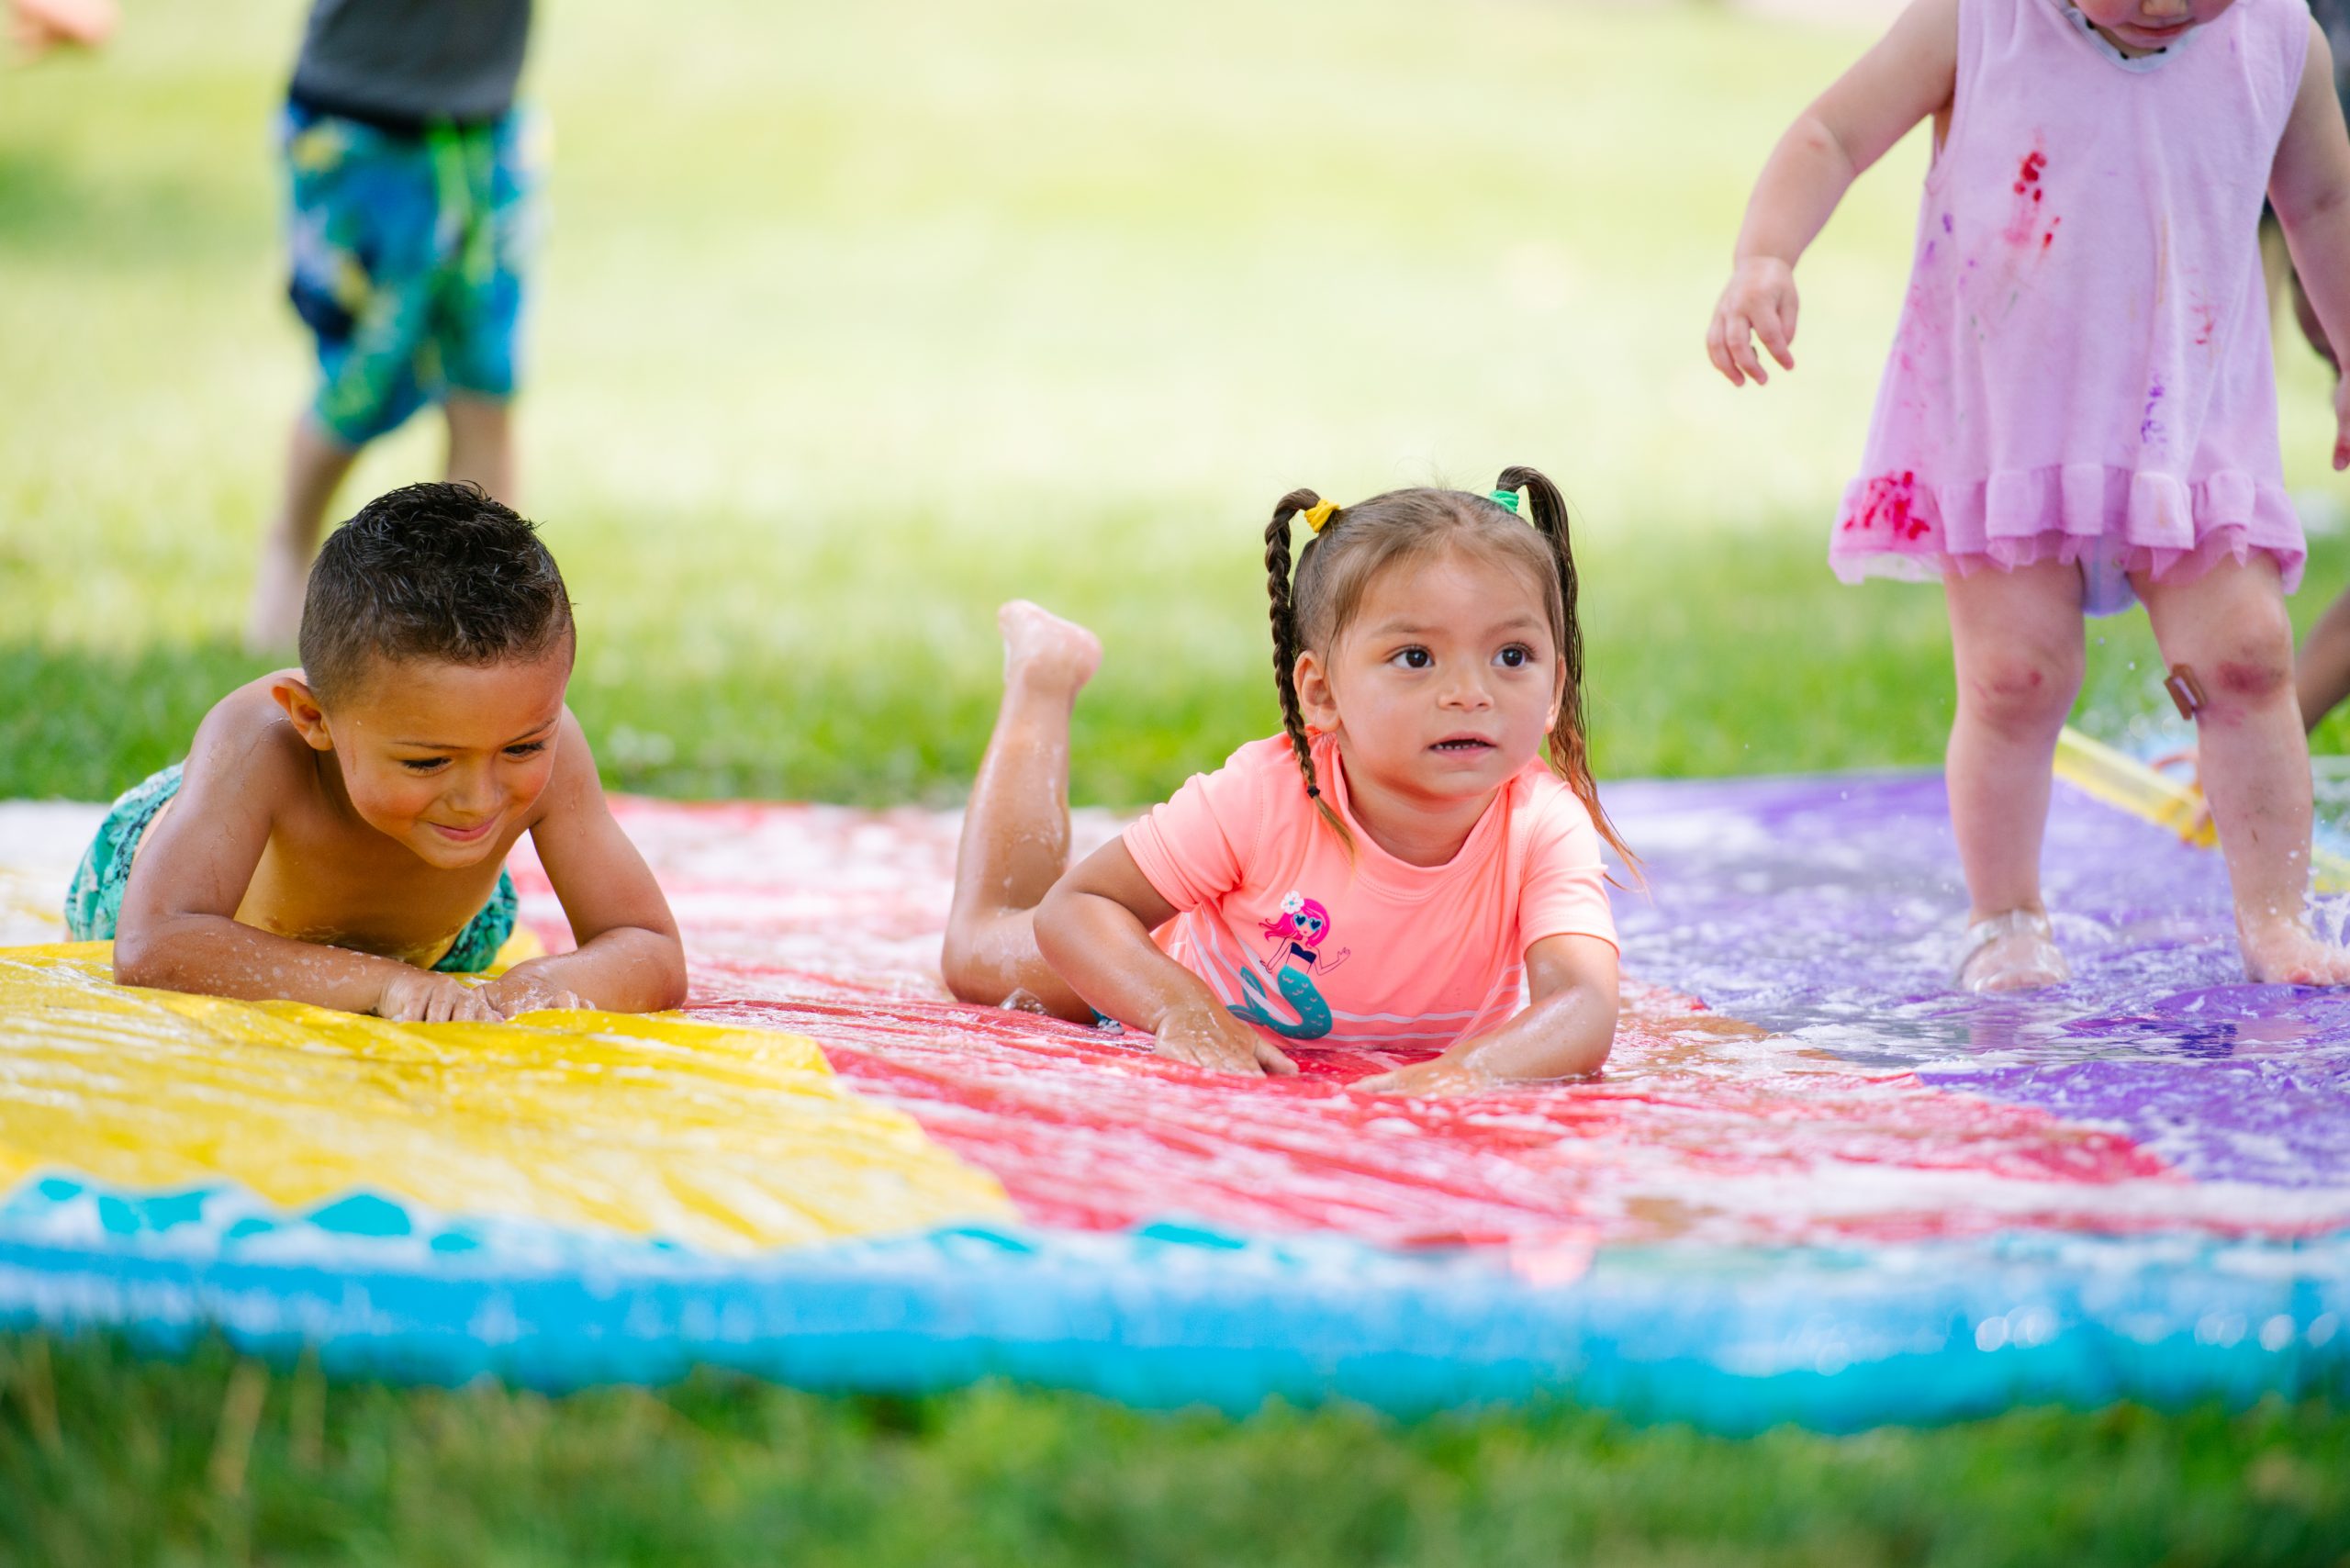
[1354,1055,1495,1098]
[376,969,500,1024]
[1708,258,1800,386]
[1154,1001,1297,1078]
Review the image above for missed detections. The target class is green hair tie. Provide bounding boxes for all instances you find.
[1488,487,1526,516]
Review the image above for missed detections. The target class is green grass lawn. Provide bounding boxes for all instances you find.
[5,1335,2347,1568]
[6,0,2350,1559]
[10,0,2350,805]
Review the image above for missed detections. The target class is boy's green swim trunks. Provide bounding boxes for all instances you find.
[64,763,520,977]
[281,98,546,447]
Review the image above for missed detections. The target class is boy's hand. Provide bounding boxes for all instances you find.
[375,969,500,1024]
[1154,1001,1296,1078]
[478,966,591,1018]
[1708,258,1799,386]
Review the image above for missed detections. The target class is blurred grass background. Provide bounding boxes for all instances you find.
[7,0,2350,1560]
[10,0,2347,806]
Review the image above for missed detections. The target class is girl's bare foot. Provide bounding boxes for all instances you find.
[1955,908,2070,992]
[1000,599,1102,699]
[2240,917,2350,986]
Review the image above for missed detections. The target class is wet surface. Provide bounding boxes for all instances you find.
[1,788,2344,1424]
[509,785,2350,1250]
[1605,774,2350,1191]
[6,780,2345,1253]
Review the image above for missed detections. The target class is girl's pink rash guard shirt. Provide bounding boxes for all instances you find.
[1122,734,1617,1049]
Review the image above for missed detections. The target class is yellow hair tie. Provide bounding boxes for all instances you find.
[1302,498,1339,533]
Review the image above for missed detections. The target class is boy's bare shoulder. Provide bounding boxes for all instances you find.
[180,672,320,804]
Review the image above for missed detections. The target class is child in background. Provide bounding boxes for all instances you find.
[1709,0,2350,989]
[71,482,686,1022]
[941,470,1624,1096]
[246,0,543,650]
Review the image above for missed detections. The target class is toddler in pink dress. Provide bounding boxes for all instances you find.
[1710,0,2350,990]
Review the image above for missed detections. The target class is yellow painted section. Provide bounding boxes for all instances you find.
[0,943,1010,1253]
[2054,726,2350,893]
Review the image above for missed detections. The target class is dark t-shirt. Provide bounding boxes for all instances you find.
[289,0,532,129]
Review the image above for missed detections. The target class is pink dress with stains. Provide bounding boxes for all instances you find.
[1833,0,2310,607]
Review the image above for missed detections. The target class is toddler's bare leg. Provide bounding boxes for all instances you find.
[1945,559,2086,990]
[2140,557,2348,984]
[444,394,517,502]
[245,415,358,653]
[941,602,1103,1019]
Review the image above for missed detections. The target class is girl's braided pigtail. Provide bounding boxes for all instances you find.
[1499,465,1638,874]
[1266,489,1352,847]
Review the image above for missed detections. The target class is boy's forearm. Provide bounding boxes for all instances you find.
[1035,890,1221,1032]
[516,928,688,1012]
[1735,115,1861,266]
[2300,588,2350,732]
[2279,191,2350,381]
[113,913,406,1014]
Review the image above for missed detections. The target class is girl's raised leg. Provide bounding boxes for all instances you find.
[1944,559,2087,990]
[2139,557,2350,984]
[940,601,1104,1019]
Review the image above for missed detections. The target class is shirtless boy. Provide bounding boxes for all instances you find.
[66,481,687,1022]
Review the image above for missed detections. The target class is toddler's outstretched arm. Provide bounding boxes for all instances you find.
[1353,935,1619,1096]
[1709,0,1959,386]
[1036,841,1300,1079]
[2269,20,2350,471]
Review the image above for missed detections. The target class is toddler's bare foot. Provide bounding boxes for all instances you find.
[1955,908,2070,993]
[999,600,1102,699]
[2239,918,2350,986]
[244,540,310,653]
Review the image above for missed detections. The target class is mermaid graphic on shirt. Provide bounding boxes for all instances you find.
[1229,891,1350,1041]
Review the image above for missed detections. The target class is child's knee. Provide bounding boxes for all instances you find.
[941,926,1019,1005]
[2183,607,2295,715]
[2206,651,2293,708]
[2188,651,2294,724]
[1959,644,2081,732]
[939,930,991,1002]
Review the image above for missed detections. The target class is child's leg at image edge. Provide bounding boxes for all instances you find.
[444,394,517,502]
[2140,556,2350,984]
[940,601,1104,1021]
[246,415,360,650]
[246,398,516,652]
[1945,558,2086,990]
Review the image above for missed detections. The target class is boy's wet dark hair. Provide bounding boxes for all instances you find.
[1262,465,1635,868]
[299,482,574,704]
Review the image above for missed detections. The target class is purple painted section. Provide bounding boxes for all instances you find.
[1603,773,2350,1190]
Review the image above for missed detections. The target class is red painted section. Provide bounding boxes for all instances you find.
[507,799,2310,1257]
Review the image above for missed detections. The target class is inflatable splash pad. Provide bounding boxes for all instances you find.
[0,742,2344,1432]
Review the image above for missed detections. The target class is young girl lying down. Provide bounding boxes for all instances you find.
[941,469,1627,1096]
